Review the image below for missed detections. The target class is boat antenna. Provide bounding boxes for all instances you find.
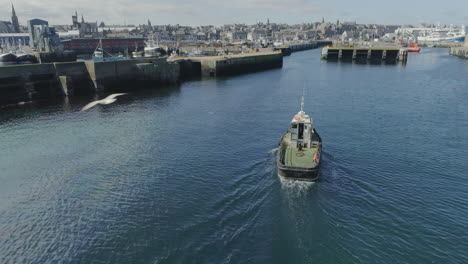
[300,96,304,112]
[300,86,305,112]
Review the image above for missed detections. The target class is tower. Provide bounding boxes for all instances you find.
[72,11,78,27]
[11,4,20,33]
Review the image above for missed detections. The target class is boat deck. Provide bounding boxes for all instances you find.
[281,131,320,169]
[284,146,319,168]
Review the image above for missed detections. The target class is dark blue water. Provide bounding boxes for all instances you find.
[1,48,467,263]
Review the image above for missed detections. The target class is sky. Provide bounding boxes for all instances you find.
[0,0,467,26]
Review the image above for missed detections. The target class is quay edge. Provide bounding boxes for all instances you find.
[0,52,284,107]
[0,57,180,106]
[169,52,283,77]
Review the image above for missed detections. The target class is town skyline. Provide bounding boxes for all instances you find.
[0,0,467,26]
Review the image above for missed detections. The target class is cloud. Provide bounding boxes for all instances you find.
[2,0,186,25]
[1,0,467,26]
[199,0,320,13]
[1,0,321,25]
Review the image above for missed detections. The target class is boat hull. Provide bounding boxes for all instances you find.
[407,48,421,52]
[277,163,320,181]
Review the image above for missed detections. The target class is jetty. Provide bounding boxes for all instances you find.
[275,41,332,56]
[321,45,408,64]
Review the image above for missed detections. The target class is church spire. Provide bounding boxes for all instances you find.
[11,3,20,33]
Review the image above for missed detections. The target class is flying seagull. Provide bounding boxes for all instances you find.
[81,93,127,111]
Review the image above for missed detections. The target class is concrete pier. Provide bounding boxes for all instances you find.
[321,46,408,64]
[170,52,283,77]
[84,58,179,92]
[276,41,332,56]
[0,58,180,106]
[1,52,285,106]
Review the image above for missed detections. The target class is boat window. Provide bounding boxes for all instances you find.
[292,124,297,129]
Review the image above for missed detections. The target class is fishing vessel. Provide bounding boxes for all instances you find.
[131,43,144,58]
[16,53,38,64]
[144,33,165,57]
[277,97,322,181]
[92,39,125,62]
[132,51,144,58]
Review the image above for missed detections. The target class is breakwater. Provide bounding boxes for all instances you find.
[0,52,283,106]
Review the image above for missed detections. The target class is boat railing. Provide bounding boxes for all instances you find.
[278,145,287,165]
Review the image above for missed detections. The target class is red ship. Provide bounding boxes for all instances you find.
[407,42,421,52]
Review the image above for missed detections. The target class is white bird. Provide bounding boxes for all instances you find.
[81,93,127,111]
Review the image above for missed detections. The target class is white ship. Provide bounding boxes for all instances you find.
[417,26,465,42]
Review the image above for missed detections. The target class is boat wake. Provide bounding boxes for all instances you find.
[278,176,316,196]
[267,147,317,195]
[268,147,278,156]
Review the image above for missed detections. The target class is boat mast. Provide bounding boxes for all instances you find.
[300,85,305,114]
[300,96,304,113]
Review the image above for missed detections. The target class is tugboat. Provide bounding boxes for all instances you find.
[277,97,322,181]
[407,42,421,52]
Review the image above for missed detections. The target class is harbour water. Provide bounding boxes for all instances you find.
[1,48,467,263]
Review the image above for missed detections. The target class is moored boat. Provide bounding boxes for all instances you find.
[16,53,38,64]
[407,43,421,52]
[92,39,125,62]
[0,53,17,65]
[132,51,144,58]
[144,33,166,58]
[277,97,322,181]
